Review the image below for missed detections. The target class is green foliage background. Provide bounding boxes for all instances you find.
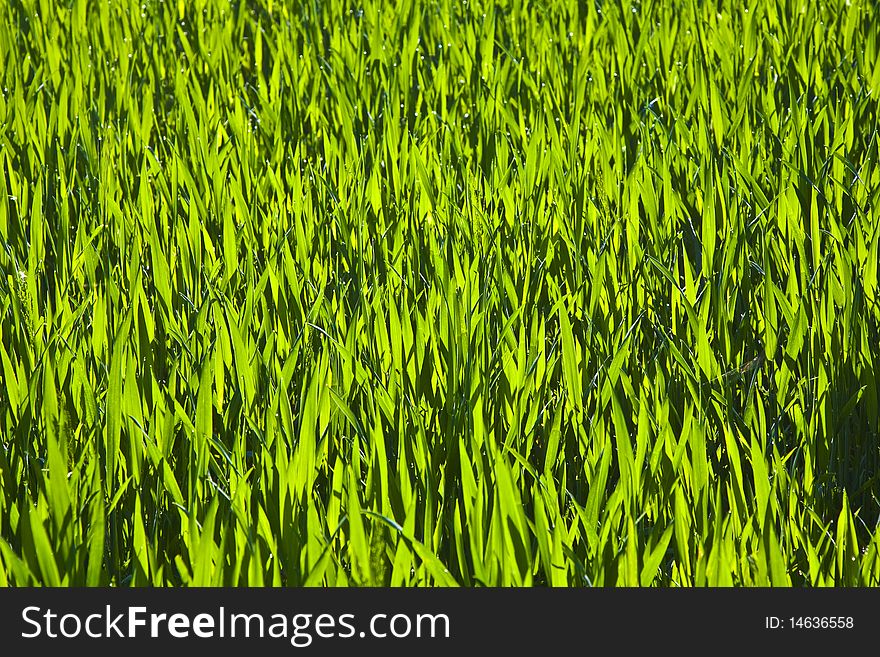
[1,0,879,585]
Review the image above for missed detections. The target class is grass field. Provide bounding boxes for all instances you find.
[1,0,879,586]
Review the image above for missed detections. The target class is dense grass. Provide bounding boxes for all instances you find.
[1,0,879,586]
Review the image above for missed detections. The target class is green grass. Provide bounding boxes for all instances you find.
[1,0,879,586]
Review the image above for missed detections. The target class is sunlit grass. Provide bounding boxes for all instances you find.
[0,0,879,586]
